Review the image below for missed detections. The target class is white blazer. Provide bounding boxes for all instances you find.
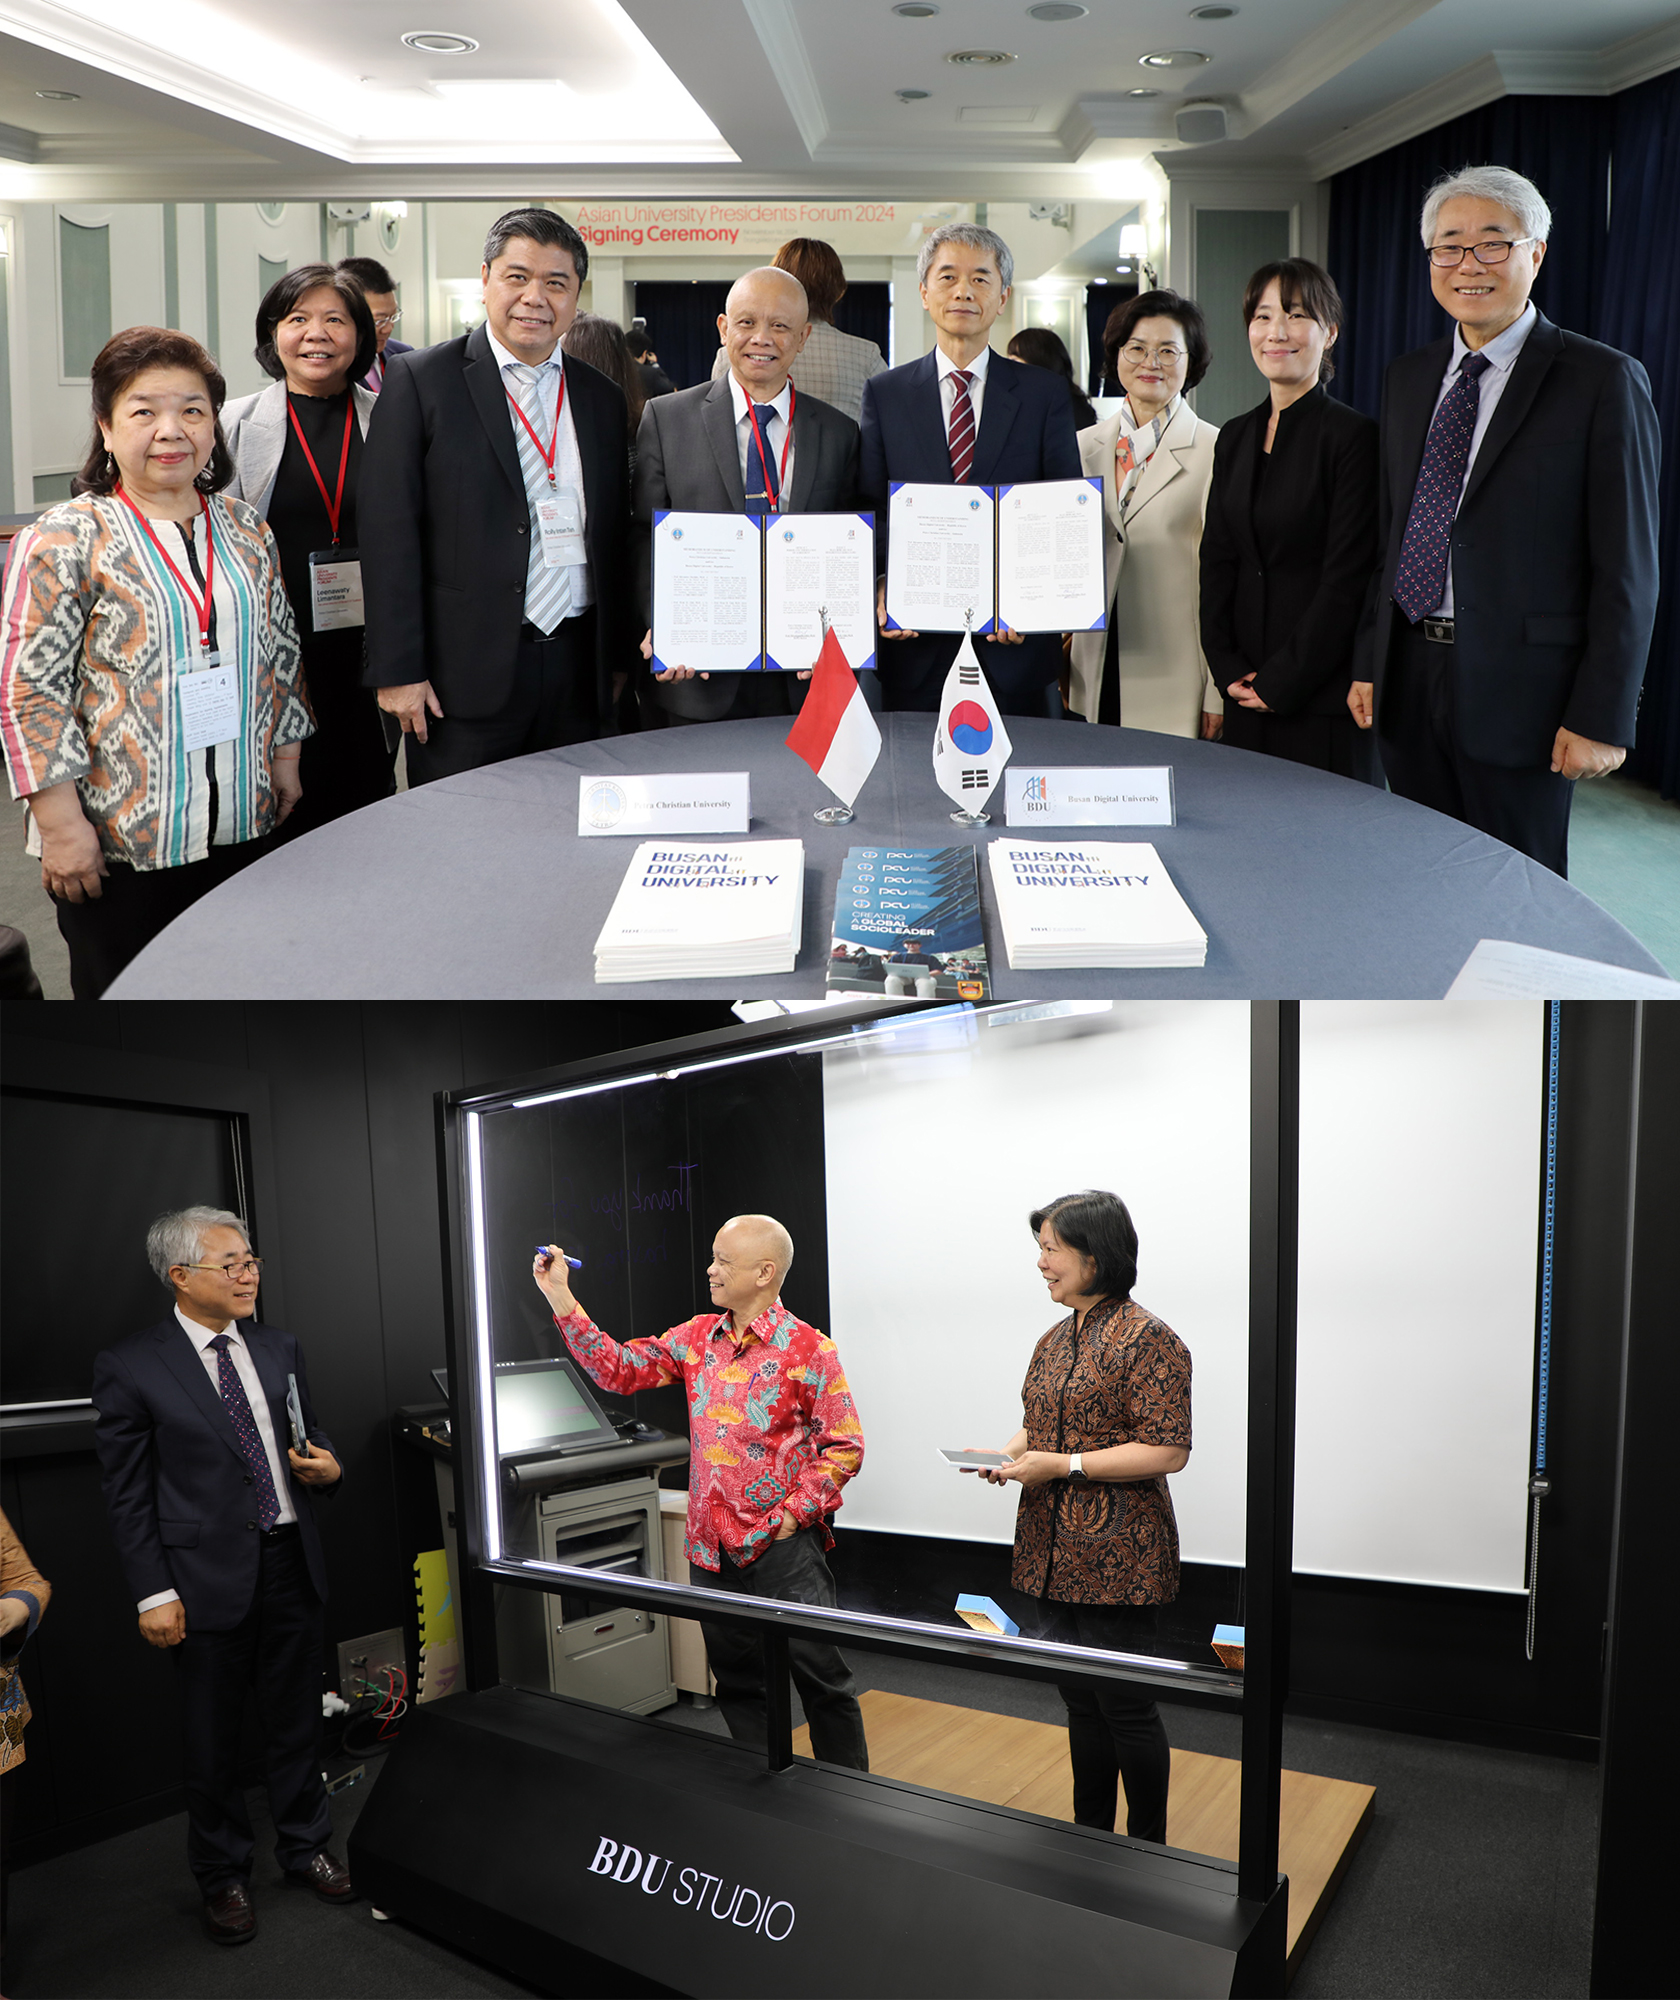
[221,378,378,520]
[1068,399,1221,734]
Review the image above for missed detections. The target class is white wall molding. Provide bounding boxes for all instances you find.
[1306,53,1508,180]
[1236,0,1449,142]
[740,0,827,158]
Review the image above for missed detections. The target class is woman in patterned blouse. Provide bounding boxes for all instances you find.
[0,327,312,997]
[977,1189,1192,1844]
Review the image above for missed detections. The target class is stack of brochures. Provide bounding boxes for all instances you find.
[593,840,805,982]
[986,840,1207,970]
[824,846,990,1000]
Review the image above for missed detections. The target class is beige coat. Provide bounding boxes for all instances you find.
[1069,400,1222,734]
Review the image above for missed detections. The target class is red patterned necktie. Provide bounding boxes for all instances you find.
[208,1333,281,1530]
[947,368,976,484]
[1393,352,1491,622]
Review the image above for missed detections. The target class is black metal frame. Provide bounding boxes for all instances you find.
[435,1000,1298,1975]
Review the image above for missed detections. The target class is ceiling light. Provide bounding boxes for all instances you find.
[400,31,480,55]
[891,2,940,14]
[1027,3,1088,18]
[1140,49,1211,67]
[35,89,81,101]
[896,87,932,101]
[1190,5,1238,16]
[1127,87,1161,98]
[947,49,1017,65]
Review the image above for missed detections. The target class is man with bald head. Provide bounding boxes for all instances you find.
[632,266,864,723]
[534,1214,868,1767]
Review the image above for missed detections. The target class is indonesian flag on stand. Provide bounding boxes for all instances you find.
[785,623,882,809]
[932,628,1013,811]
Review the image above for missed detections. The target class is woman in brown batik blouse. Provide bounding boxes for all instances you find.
[977,1189,1192,1844]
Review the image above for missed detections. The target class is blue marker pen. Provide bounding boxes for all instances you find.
[536,1245,583,1270]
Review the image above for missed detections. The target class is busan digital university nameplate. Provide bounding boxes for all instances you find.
[1005,766,1176,827]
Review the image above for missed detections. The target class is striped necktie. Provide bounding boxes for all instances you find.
[1394,352,1491,623]
[506,359,571,635]
[208,1334,281,1530]
[947,368,976,484]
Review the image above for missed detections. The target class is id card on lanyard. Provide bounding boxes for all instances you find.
[116,488,240,751]
[507,366,588,567]
[288,396,365,629]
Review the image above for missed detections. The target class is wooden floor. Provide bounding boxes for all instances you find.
[794,1690,1374,1973]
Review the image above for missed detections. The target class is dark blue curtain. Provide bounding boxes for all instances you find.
[1327,97,1613,419]
[833,281,890,358]
[631,281,732,390]
[1596,66,1680,796]
[1326,84,1680,798]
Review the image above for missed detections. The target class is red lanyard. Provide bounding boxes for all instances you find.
[116,486,215,656]
[744,382,795,511]
[286,395,354,545]
[505,362,566,487]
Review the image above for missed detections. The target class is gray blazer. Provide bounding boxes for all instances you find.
[632,375,860,720]
[221,378,378,519]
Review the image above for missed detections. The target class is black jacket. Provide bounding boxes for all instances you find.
[1364,313,1661,767]
[1199,385,1379,718]
[359,324,631,724]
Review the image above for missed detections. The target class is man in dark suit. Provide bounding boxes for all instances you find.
[625,322,676,400]
[633,265,861,723]
[860,223,1082,716]
[337,255,412,392]
[361,206,630,781]
[91,1208,348,1946]
[1351,165,1660,875]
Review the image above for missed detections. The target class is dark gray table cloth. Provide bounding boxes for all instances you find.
[109,716,1665,997]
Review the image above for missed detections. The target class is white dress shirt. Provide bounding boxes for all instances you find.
[1429,302,1537,617]
[936,342,992,440]
[135,1307,297,1614]
[727,373,796,504]
[486,325,593,615]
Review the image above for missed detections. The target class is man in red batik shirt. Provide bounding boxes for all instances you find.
[533,1213,868,1768]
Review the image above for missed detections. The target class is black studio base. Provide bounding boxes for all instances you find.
[347,1686,1287,1999]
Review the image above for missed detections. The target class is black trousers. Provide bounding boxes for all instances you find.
[279,631,397,839]
[172,1527,331,1893]
[52,837,269,1000]
[404,610,599,784]
[1221,701,1379,785]
[690,1531,868,1770]
[1378,621,1574,876]
[1031,1599,1171,1844]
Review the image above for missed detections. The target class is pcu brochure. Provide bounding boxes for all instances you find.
[986,839,1207,969]
[593,840,805,983]
[651,510,875,675]
[825,846,990,1000]
[884,478,1106,635]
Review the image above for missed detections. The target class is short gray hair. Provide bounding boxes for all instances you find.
[1420,166,1552,247]
[917,222,1014,293]
[148,1206,249,1287]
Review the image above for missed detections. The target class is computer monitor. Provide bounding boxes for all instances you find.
[491,1356,619,1458]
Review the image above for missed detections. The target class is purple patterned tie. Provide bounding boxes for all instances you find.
[1393,352,1491,622]
[208,1334,281,1530]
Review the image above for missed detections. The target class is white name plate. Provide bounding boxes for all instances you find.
[1004,766,1176,827]
[578,772,750,837]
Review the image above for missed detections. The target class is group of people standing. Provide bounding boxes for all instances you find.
[0,166,1660,995]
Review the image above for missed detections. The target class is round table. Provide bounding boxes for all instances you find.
[108,716,1665,997]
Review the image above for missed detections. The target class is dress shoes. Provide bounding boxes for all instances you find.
[284,1850,358,1902]
[202,1880,256,1945]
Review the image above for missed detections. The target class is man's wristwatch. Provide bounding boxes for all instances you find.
[1067,1452,1087,1481]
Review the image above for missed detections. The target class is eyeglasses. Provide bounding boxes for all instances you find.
[179,1257,264,1279]
[372,311,403,330]
[1119,341,1185,366]
[1427,238,1537,268]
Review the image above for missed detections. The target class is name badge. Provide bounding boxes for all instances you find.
[1004,766,1176,827]
[578,772,750,837]
[177,658,240,752]
[309,549,364,631]
[538,488,588,569]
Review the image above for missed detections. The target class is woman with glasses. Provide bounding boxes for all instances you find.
[1199,259,1380,779]
[971,1191,1191,1844]
[223,265,393,837]
[1068,293,1223,735]
[0,327,311,998]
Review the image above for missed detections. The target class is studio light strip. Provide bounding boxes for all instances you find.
[462,1108,502,1564]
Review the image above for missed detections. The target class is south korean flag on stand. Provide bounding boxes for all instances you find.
[932,628,1013,813]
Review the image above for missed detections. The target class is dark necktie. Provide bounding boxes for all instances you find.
[947,369,976,484]
[208,1333,281,1530]
[1393,351,1492,622]
[746,405,781,508]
